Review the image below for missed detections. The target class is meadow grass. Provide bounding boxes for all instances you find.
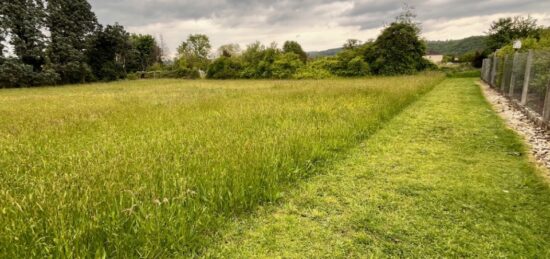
[205,78,550,258]
[0,74,443,257]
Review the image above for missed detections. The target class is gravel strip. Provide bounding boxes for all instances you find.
[478,81,550,179]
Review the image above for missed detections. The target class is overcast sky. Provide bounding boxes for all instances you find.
[88,0,550,56]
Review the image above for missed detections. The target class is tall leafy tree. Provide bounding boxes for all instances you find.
[177,34,211,70]
[0,4,7,61]
[282,41,307,63]
[0,28,5,62]
[366,7,430,75]
[46,0,98,83]
[240,41,281,78]
[217,43,241,57]
[0,0,59,88]
[1,0,47,71]
[343,39,362,50]
[128,34,160,72]
[487,16,542,51]
[87,24,131,80]
[368,22,428,75]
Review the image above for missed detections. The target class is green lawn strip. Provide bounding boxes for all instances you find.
[203,78,550,258]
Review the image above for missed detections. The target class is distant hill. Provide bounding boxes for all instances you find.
[426,36,488,55]
[307,48,342,58]
[307,36,488,58]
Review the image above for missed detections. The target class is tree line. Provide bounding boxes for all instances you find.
[0,0,163,87]
[441,16,548,68]
[0,2,434,88]
[151,8,434,80]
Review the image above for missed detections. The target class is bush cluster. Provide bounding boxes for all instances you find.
[205,21,433,80]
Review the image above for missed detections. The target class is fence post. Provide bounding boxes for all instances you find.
[500,55,509,92]
[543,80,550,122]
[486,59,492,82]
[496,53,498,88]
[481,59,487,81]
[483,59,490,82]
[508,52,519,97]
[521,50,534,105]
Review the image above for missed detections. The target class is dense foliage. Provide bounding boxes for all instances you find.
[47,0,98,84]
[283,41,308,63]
[494,27,550,97]
[0,0,163,87]
[86,24,132,81]
[486,16,542,51]
[204,13,433,79]
[496,28,550,56]
[0,2,435,86]
[366,22,433,75]
[432,16,545,69]
[0,0,55,87]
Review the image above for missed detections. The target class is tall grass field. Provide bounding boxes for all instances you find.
[0,74,443,257]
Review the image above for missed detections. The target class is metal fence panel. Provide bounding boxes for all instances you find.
[490,57,502,88]
[481,50,550,122]
[500,55,514,94]
[525,50,550,115]
[511,52,528,101]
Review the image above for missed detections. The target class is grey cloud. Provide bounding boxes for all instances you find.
[87,0,550,52]
[90,0,550,31]
[90,0,345,27]
[340,0,550,30]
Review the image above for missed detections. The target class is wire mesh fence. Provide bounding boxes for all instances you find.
[481,50,550,123]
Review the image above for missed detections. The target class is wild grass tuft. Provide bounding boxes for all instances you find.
[0,74,443,257]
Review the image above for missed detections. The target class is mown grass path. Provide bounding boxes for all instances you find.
[205,78,550,258]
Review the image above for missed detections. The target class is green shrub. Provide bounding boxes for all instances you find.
[293,66,333,79]
[126,73,139,80]
[272,53,303,79]
[207,56,242,79]
[0,59,34,87]
[345,56,370,76]
[34,67,61,86]
[0,59,60,88]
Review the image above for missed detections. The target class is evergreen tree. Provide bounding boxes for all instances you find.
[46,0,98,83]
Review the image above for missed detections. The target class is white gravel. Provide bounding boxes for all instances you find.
[479,81,550,180]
